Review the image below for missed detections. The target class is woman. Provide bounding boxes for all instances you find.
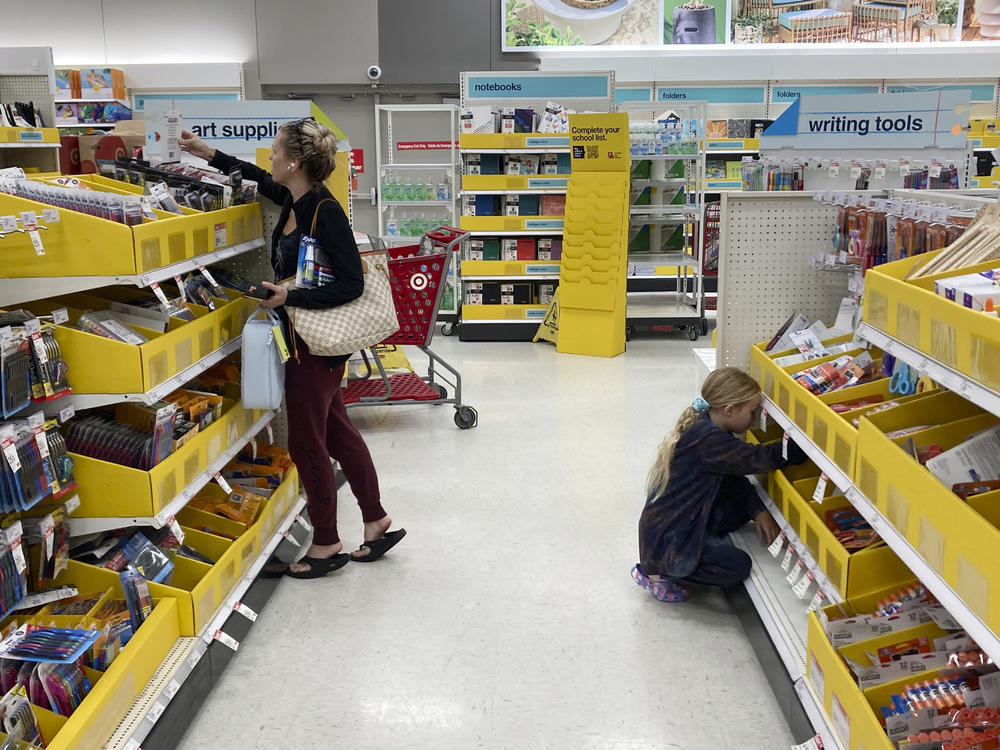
[179,119,405,579]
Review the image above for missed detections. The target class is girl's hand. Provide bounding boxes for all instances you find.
[754,510,781,547]
[178,130,215,161]
[259,282,287,309]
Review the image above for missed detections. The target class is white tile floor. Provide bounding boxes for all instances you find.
[180,335,793,750]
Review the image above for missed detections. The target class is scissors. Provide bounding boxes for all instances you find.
[889,362,917,395]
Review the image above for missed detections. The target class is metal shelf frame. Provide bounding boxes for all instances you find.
[68,409,276,536]
[0,237,265,308]
[761,393,1000,665]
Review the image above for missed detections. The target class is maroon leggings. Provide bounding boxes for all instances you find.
[285,350,385,546]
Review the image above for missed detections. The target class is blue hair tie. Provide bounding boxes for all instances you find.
[692,396,711,413]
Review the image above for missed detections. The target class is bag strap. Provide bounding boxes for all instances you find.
[310,198,336,236]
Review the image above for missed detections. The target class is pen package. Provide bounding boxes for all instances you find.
[0,624,100,664]
[119,567,153,634]
[0,338,31,418]
[0,686,43,746]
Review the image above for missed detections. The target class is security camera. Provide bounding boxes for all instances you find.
[367,65,382,81]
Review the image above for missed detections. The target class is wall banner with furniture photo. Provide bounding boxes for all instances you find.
[502,0,999,47]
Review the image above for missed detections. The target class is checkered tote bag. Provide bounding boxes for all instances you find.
[282,201,399,357]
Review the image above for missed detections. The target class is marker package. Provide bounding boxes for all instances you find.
[38,662,91,717]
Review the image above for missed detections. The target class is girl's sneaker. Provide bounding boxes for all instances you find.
[631,563,691,603]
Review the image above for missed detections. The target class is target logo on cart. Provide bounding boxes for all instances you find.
[410,273,429,292]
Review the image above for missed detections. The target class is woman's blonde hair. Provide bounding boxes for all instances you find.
[646,367,761,501]
[279,118,338,184]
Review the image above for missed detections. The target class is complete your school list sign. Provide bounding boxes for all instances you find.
[760,90,971,150]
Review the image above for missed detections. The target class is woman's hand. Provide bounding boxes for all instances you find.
[259,281,287,309]
[754,510,781,547]
[178,130,216,161]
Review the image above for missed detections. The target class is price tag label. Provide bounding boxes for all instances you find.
[167,516,185,545]
[187,647,204,671]
[759,408,767,432]
[33,425,50,461]
[214,222,228,249]
[809,589,827,612]
[812,473,829,502]
[51,308,68,325]
[150,282,171,310]
[30,331,47,366]
[791,736,824,750]
[768,531,786,558]
[282,527,301,546]
[829,161,840,177]
[899,160,911,176]
[20,211,37,228]
[782,432,789,461]
[0,216,17,233]
[874,161,887,180]
[851,163,862,179]
[213,630,239,651]
[146,702,166,723]
[233,602,258,622]
[781,545,795,572]
[164,679,182,701]
[28,229,44,255]
[929,162,943,178]
[249,438,258,461]
[786,558,804,586]
[173,275,187,302]
[58,404,75,424]
[24,318,40,335]
[266,424,274,444]
[42,208,59,223]
[794,569,815,599]
[198,265,223,295]
[214,472,233,495]
[295,514,313,533]
[10,539,27,575]
[63,494,80,515]
[1,437,21,473]
[124,739,141,750]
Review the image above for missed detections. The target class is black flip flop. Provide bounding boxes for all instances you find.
[285,553,351,579]
[258,555,289,579]
[351,528,407,563]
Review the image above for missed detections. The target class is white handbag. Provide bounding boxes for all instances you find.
[241,308,286,410]
[282,202,399,357]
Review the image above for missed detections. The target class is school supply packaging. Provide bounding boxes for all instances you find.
[240,308,287,410]
[925,425,1000,488]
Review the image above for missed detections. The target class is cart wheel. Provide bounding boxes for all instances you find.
[432,384,448,401]
[625,325,634,342]
[454,406,478,429]
[688,326,700,342]
[701,319,710,336]
[441,322,455,336]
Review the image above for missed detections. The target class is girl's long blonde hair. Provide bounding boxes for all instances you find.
[646,367,761,501]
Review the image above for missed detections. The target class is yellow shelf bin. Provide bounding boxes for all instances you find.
[865,250,1000,392]
[18,292,256,394]
[856,397,1000,635]
[0,192,263,279]
[70,401,265,518]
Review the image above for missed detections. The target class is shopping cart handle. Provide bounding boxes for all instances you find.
[426,226,469,243]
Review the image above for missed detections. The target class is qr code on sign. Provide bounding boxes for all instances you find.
[586,145,599,159]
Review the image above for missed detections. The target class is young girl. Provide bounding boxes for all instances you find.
[633,367,806,602]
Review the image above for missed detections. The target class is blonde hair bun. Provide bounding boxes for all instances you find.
[279,119,338,184]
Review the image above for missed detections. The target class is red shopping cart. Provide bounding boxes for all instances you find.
[343,226,478,429]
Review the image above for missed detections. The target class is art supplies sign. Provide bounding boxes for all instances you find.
[760,90,970,150]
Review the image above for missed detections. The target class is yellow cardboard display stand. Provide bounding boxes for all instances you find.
[556,113,630,358]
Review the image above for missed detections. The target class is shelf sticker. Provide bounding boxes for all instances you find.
[781,545,795,572]
[214,472,233,495]
[150,282,171,311]
[794,570,815,599]
[58,404,75,424]
[174,275,187,302]
[525,136,570,148]
[791,737,824,750]
[282,527,302,546]
[213,630,239,651]
[51,308,69,325]
[524,220,563,230]
[124,739,141,750]
[146,701,166,724]
[214,222,228,249]
[233,602,258,622]
[759,408,767,432]
[167,516,185,545]
[810,652,826,705]
[767,531,786,558]
[525,309,547,320]
[526,177,568,189]
[266,424,274,444]
[0,216,16,233]
[42,208,59,223]
[812,474,829,502]
[164,679,182,701]
[17,130,44,142]
[782,433,790,460]
[786,557,804,586]
[832,694,851,747]
[809,589,827,613]
[63,494,80,515]
[524,264,560,275]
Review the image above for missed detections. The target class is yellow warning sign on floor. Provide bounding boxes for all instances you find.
[532,289,560,345]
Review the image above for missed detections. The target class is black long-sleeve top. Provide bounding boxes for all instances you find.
[208,150,363,311]
[638,413,807,580]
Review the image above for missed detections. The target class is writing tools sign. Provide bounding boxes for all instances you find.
[761,90,970,150]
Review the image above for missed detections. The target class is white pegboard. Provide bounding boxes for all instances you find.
[717,191,849,369]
